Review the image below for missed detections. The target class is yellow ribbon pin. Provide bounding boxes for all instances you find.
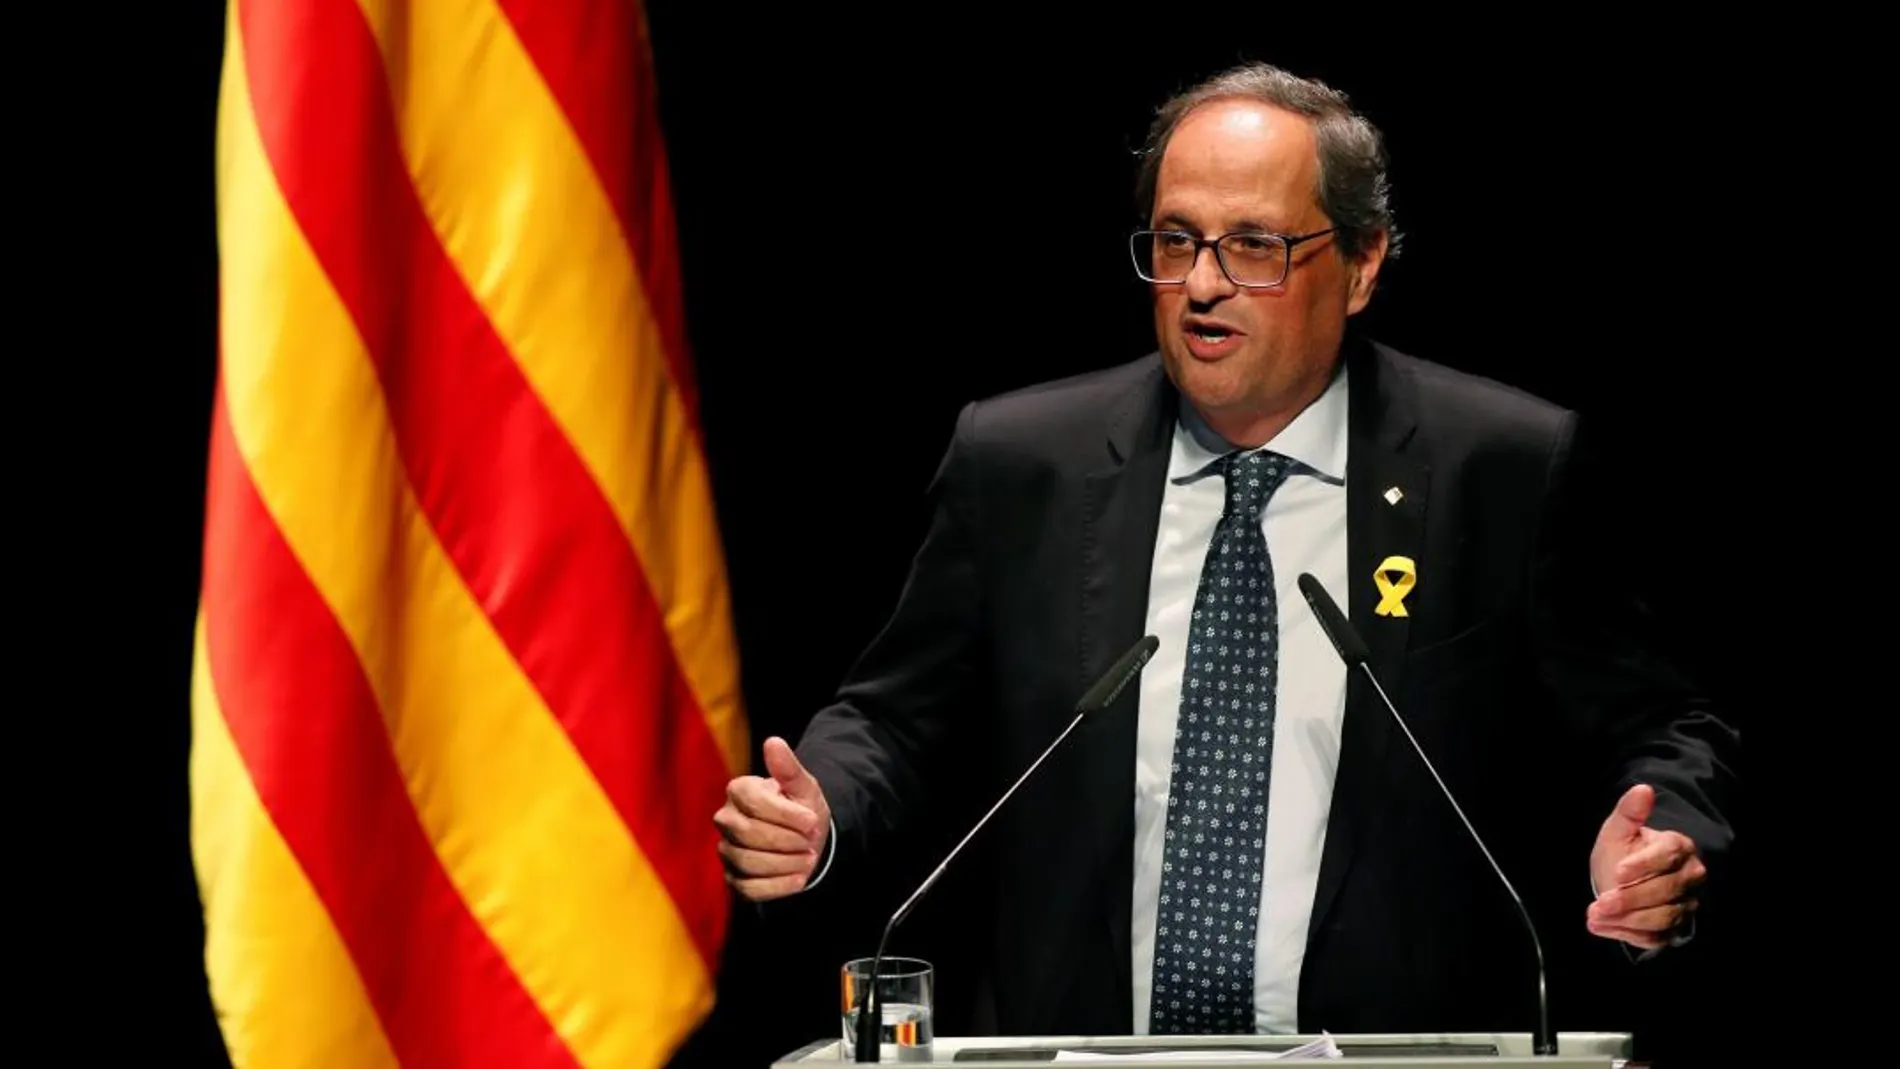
[1373,555,1416,617]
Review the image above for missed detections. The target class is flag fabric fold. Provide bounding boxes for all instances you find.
[192,2,745,1066]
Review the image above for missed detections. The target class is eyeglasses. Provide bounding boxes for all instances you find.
[1129,227,1337,288]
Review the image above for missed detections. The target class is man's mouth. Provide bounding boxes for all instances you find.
[1183,319,1243,359]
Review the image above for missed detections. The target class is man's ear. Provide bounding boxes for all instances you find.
[1345,229,1389,315]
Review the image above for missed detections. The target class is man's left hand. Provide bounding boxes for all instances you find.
[1587,784,1705,951]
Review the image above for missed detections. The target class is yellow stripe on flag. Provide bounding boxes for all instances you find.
[216,23,712,1069]
[191,615,402,1069]
[352,0,745,776]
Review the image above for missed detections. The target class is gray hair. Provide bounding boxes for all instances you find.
[1134,62,1402,262]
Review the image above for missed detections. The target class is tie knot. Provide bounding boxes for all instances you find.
[1219,449,1296,523]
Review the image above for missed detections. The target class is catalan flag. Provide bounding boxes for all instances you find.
[190,1,746,1066]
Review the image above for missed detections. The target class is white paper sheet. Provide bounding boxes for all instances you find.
[1050,1032,1342,1062]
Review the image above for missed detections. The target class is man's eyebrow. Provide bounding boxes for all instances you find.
[1227,217,1291,235]
[1149,214,1292,235]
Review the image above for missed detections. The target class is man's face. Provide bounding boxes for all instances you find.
[1149,99,1385,440]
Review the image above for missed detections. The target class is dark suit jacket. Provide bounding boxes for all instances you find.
[793,335,1737,1037]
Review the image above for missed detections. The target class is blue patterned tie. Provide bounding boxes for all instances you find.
[1149,448,1297,1035]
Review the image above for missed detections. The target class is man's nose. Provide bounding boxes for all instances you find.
[1184,244,1236,304]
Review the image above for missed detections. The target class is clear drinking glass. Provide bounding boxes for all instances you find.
[839,956,934,1062]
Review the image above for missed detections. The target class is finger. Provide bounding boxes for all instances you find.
[713,805,813,853]
[1594,880,1676,917]
[1590,897,1694,933]
[1611,831,1696,887]
[1593,869,1693,916]
[1586,919,1667,951]
[728,777,822,838]
[1598,783,1655,842]
[729,871,811,902]
[718,840,817,879]
[762,737,818,802]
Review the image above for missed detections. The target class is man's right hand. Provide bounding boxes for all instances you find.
[714,736,832,902]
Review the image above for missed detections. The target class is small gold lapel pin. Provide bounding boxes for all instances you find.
[1383,486,1404,506]
[1374,555,1416,617]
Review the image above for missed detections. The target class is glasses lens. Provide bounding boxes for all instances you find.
[1131,231,1192,282]
[1217,234,1289,286]
[1131,232,1289,286]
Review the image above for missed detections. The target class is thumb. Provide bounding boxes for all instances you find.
[762,737,816,801]
[1601,783,1655,841]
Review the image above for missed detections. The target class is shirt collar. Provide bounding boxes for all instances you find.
[1170,362,1350,486]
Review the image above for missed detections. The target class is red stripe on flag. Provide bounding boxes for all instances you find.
[202,387,580,1069]
[494,0,701,424]
[235,0,731,968]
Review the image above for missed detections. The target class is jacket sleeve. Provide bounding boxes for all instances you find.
[791,400,989,895]
[1529,411,1739,946]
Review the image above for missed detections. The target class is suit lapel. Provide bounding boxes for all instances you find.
[1074,359,1174,1028]
[1307,339,1429,948]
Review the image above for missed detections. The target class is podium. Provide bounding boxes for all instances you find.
[771,1031,1634,1067]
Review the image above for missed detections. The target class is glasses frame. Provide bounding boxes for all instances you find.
[1129,227,1338,289]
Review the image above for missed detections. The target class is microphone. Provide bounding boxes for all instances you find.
[1294,573,1557,1059]
[851,633,1161,1061]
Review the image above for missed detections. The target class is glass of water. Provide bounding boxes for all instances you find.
[839,956,933,1062]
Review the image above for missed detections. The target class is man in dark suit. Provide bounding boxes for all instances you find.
[712,61,1736,1039]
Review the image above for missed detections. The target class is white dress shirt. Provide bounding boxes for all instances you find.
[1130,364,1350,1035]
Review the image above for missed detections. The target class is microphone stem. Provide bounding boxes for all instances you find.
[853,921,893,1062]
[1357,664,1556,1057]
[855,703,1094,1061]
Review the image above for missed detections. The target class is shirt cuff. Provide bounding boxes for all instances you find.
[802,816,838,892]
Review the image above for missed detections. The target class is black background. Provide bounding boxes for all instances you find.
[80,6,1759,1067]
